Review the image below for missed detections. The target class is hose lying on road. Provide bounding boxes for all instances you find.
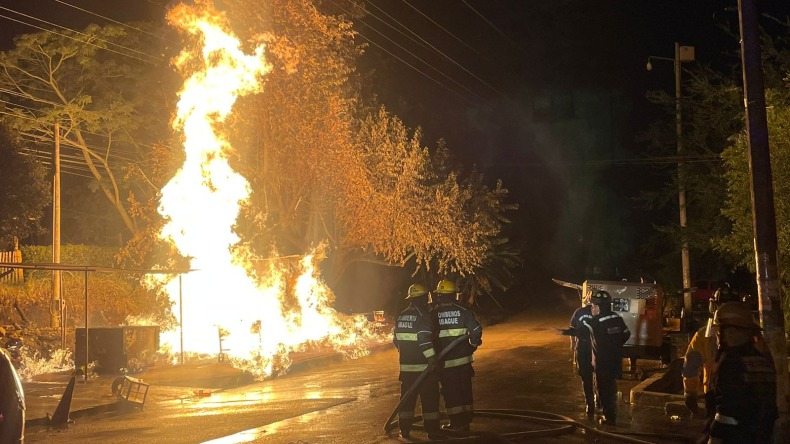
[386,407,662,444]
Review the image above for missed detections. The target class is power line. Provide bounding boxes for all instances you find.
[52,0,164,41]
[490,155,722,168]
[363,1,434,54]
[461,0,521,49]
[352,13,485,101]
[18,151,97,179]
[10,121,155,170]
[364,0,505,98]
[0,109,39,123]
[0,13,157,65]
[330,0,482,102]
[0,98,44,115]
[355,33,472,104]
[3,116,157,166]
[19,144,151,182]
[18,137,126,164]
[17,130,152,166]
[0,90,172,157]
[142,0,167,8]
[20,147,99,169]
[0,6,161,62]
[400,0,483,59]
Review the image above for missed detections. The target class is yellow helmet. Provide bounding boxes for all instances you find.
[434,279,457,294]
[713,301,761,330]
[406,284,428,299]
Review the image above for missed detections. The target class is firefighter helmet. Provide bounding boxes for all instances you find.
[713,285,741,305]
[590,290,612,306]
[435,279,458,294]
[713,301,761,330]
[406,283,428,299]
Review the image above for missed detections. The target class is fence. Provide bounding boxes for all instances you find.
[0,237,23,283]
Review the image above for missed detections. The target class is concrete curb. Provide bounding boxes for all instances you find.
[288,343,394,374]
[629,369,683,407]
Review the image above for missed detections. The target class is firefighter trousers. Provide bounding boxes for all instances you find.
[575,344,595,412]
[595,367,618,422]
[440,363,475,427]
[398,371,441,434]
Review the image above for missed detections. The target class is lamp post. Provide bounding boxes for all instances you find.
[647,42,695,321]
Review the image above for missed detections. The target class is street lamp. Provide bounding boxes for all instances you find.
[647,42,695,321]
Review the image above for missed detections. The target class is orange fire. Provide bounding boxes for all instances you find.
[155,1,381,378]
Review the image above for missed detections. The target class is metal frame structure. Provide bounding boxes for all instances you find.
[0,262,192,382]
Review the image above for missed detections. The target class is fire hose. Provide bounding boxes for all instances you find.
[382,335,681,443]
[383,334,470,434]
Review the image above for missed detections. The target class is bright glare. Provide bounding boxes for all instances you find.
[152,1,381,379]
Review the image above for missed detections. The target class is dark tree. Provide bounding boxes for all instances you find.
[0,126,50,247]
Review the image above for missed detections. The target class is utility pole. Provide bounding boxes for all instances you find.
[647,44,695,326]
[738,0,789,437]
[52,123,61,329]
[674,42,692,324]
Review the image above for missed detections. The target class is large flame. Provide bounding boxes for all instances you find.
[154,1,380,378]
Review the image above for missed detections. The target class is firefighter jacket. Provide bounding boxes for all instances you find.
[707,342,777,444]
[682,326,716,395]
[570,304,593,350]
[582,311,630,376]
[431,301,482,369]
[393,304,437,373]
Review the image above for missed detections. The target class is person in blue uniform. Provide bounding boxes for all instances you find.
[563,290,630,425]
[568,290,595,419]
[431,279,482,433]
[393,283,442,439]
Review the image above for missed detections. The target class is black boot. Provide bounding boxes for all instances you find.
[398,419,412,439]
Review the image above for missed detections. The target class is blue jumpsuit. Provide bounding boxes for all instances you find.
[582,310,629,424]
[570,304,595,414]
[393,302,441,435]
[431,297,482,429]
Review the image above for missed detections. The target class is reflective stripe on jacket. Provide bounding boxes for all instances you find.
[431,301,482,368]
[582,311,630,375]
[393,304,436,372]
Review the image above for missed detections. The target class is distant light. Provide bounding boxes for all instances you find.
[646,60,653,71]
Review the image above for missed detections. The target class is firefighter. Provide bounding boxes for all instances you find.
[703,302,777,444]
[564,290,630,425]
[568,289,596,419]
[431,279,482,433]
[392,283,443,439]
[682,285,740,417]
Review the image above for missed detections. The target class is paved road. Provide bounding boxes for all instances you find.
[23,307,702,443]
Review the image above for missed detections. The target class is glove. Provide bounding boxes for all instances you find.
[684,392,700,416]
[561,328,576,336]
[426,356,438,373]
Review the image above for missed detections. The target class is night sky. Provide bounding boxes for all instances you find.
[1,0,790,308]
[350,0,790,303]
